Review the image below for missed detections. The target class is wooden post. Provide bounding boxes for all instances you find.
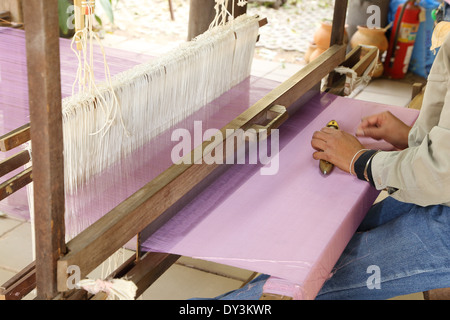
[330,0,348,48]
[327,0,348,88]
[187,0,247,41]
[22,0,66,300]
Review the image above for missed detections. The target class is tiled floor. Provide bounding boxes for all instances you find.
[353,79,414,107]
[0,56,426,300]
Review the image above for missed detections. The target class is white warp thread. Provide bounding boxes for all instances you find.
[62,14,260,194]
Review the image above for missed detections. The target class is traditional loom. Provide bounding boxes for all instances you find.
[0,0,428,300]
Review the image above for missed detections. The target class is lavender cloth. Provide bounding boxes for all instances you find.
[141,94,419,299]
[0,28,279,239]
[1,27,420,299]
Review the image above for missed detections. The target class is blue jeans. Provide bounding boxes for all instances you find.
[211,197,450,300]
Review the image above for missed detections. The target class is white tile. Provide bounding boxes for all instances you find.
[140,264,244,300]
[0,222,33,272]
[0,217,23,237]
[251,59,304,83]
[353,91,412,107]
[363,79,412,98]
[251,59,280,78]
[0,267,16,286]
[100,33,128,47]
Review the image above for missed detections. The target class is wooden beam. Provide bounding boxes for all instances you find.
[329,0,348,47]
[423,288,450,300]
[57,161,222,291]
[88,252,180,299]
[125,252,180,298]
[0,167,32,201]
[0,10,11,26]
[258,44,345,111]
[0,149,32,202]
[0,150,30,178]
[326,45,361,89]
[56,44,345,291]
[0,10,11,20]
[23,0,66,300]
[0,123,30,152]
[0,262,35,300]
[352,47,378,77]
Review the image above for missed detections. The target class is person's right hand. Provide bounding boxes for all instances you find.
[356,111,411,150]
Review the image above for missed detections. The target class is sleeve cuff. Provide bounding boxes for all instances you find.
[354,149,378,186]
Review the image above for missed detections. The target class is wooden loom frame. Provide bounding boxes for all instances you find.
[0,0,350,300]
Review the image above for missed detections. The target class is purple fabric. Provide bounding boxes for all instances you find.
[0,28,279,238]
[1,27,420,299]
[141,94,419,299]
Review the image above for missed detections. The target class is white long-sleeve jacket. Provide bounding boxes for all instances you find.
[371,32,450,207]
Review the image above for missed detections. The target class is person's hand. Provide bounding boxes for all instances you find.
[311,127,366,175]
[356,111,411,150]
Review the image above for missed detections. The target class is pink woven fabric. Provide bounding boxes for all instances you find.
[1,28,420,299]
[141,94,419,299]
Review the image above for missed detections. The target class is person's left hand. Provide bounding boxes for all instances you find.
[311,127,366,175]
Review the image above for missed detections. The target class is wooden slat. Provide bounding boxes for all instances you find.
[0,167,32,201]
[0,123,30,152]
[89,252,180,299]
[23,0,66,300]
[326,45,362,92]
[56,44,346,291]
[0,10,11,20]
[423,288,450,300]
[326,46,378,96]
[0,150,30,178]
[127,253,180,298]
[329,0,348,47]
[0,262,36,300]
[254,44,346,113]
[258,17,268,27]
[352,47,378,77]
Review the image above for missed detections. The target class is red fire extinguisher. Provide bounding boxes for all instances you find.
[384,0,422,79]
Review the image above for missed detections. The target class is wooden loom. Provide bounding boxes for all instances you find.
[0,0,408,300]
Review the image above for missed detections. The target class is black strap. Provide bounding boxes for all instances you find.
[354,149,377,186]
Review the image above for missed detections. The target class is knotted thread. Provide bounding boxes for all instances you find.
[77,278,138,300]
[333,45,379,97]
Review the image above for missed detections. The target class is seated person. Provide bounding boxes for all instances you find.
[207,15,450,300]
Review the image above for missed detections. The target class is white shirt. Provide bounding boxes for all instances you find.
[371,32,450,207]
